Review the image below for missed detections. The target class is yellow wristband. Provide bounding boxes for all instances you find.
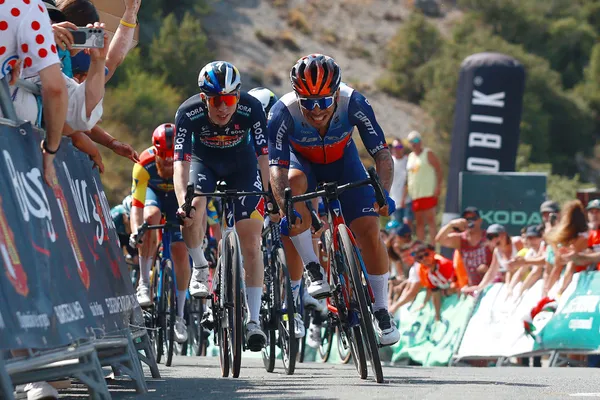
[120,19,137,28]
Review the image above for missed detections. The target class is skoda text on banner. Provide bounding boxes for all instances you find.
[443,53,526,247]
[459,172,546,236]
[0,121,138,350]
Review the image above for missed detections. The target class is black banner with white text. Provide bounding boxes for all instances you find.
[0,121,137,350]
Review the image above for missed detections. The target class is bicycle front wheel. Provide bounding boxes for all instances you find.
[164,261,176,367]
[339,225,384,383]
[228,234,243,378]
[276,248,297,375]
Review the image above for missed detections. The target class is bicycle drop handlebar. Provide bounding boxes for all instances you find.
[283,166,387,229]
[135,221,182,245]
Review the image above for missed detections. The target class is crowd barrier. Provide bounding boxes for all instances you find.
[0,103,156,398]
[389,271,600,367]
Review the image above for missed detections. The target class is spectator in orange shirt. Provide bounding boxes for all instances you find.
[413,242,455,321]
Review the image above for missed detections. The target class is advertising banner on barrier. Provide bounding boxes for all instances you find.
[391,291,474,366]
[455,275,580,360]
[535,271,600,352]
[0,122,137,350]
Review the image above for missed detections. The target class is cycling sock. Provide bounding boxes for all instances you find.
[177,290,187,318]
[290,230,320,266]
[367,272,389,312]
[291,279,302,305]
[246,286,262,323]
[187,245,208,269]
[138,256,152,286]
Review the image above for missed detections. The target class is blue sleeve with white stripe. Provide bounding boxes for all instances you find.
[267,100,293,169]
[348,91,388,157]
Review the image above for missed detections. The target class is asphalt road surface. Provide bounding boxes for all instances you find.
[58,355,600,400]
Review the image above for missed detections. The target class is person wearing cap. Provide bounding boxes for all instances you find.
[467,224,523,291]
[403,130,443,244]
[386,223,413,277]
[411,242,455,321]
[389,138,412,226]
[504,224,547,298]
[436,206,492,287]
[540,200,560,232]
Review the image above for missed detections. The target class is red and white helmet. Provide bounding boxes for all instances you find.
[152,123,175,159]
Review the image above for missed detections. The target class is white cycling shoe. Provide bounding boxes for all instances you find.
[305,262,331,299]
[189,266,210,298]
[174,316,188,344]
[373,309,400,346]
[136,283,152,307]
[294,313,305,338]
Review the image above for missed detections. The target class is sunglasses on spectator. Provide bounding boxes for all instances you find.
[464,215,479,221]
[486,233,499,241]
[299,96,335,111]
[414,251,430,260]
[393,144,404,150]
[206,94,238,108]
[410,138,421,144]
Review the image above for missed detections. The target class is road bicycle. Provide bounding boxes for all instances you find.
[181,183,269,378]
[284,166,386,383]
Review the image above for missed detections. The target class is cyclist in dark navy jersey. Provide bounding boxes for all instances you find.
[173,61,269,350]
[268,54,400,345]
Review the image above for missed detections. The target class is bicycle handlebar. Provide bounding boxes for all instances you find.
[283,166,386,230]
[135,221,182,245]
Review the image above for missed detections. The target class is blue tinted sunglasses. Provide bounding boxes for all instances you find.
[299,96,335,111]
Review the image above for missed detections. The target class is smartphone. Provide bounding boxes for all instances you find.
[67,27,104,49]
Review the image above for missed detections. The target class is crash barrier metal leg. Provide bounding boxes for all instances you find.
[6,343,110,400]
[94,331,148,394]
[0,354,15,400]
[132,328,161,379]
[549,350,594,368]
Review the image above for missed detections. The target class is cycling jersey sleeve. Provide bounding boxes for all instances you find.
[267,101,293,169]
[174,108,193,163]
[348,91,388,158]
[131,163,150,208]
[248,97,269,157]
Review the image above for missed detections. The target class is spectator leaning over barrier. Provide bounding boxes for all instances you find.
[403,131,443,244]
[436,206,492,288]
[389,241,423,314]
[386,222,413,277]
[507,224,546,298]
[412,242,455,321]
[461,224,522,295]
[546,200,591,297]
[390,139,412,227]
[0,0,68,185]
[7,0,106,141]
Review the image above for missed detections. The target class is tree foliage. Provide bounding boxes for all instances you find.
[100,1,212,202]
[150,12,212,97]
[382,5,598,178]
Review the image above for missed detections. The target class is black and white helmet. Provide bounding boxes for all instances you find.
[198,61,241,95]
[248,87,279,116]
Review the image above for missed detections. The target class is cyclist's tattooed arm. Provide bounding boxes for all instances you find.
[270,166,289,211]
[374,149,393,192]
[348,90,392,191]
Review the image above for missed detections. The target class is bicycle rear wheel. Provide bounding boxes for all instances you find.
[317,320,334,363]
[277,249,297,375]
[164,261,176,367]
[298,307,309,363]
[229,234,243,378]
[337,327,352,364]
[339,225,384,383]
[261,262,276,372]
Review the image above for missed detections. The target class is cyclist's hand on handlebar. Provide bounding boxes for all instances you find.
[177,205,196,227]
[374,190,396,217]
[289,205,312,237]
[129,232,140,249]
